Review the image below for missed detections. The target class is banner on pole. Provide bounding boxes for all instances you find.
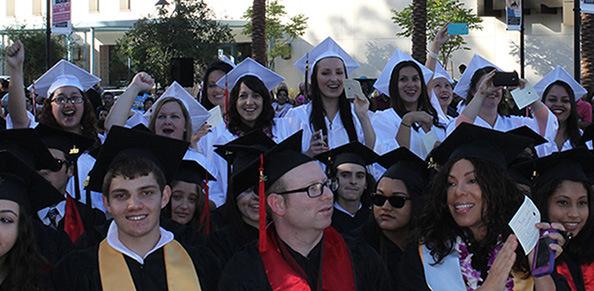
[506,0,522,31]
[583,0,594,14]
[52,0,72,35]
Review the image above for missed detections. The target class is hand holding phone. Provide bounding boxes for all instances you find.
[493,71,520,87]
[344,79,365,100]
[531,229,558,277]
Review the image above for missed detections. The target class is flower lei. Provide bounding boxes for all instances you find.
[454,236,514,290]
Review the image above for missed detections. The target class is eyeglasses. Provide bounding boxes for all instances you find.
[52,159,70,172]
[371,194,410,208]
[275,179,337,198]
[51,96,85,105]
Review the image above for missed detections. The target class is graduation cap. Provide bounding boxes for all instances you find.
[35,124,95,160]
[0,128,60,171]
[215,57,285,92]
[453,54,501,100]
[528,148,594,189]
[314,142,379,172]
[0,150,64,214]
[533,66,588,100]
[144,81,210,134]
[28,59,101,98]
[86,125,188,193]
[433,61,454,84]
[218,54,236,68]
[428,123,534,169]
[214,129,277,177]
[294,37,360,77]
[506,126,548,147]
[376,147,429,195]
[508,156,536,187]
[373,49,433,97]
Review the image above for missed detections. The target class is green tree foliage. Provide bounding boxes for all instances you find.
[117,0,233,86]
[1,27,67,85]
[392,0,482,67]
[243,0,308,69]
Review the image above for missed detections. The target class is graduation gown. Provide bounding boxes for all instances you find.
[555,254,594,291]
[331,204,370,239]
[218,234,391,291]
[32,219,74,266]
[160,217,208,248]
[368,234,404,290]
[207,221,258,268]
[52,241,221,291]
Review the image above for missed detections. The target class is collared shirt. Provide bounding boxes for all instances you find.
[334,201,362,218]
[37,200,66,226]
[106,220,174,265]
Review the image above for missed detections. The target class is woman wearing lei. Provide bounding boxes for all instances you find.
[399,123,567,291]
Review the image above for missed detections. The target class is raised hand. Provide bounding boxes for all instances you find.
[353,94,370,117]
[478,234,518,290]
[5,40,25,70]
[129,72,155,92]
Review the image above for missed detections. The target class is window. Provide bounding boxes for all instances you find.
[7,0,16,17]
[89,0,99,13]
[120,0,130,11]
[33,0,42,16]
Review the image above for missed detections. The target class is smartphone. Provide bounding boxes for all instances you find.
[493,71,520,87]
[447,23,469,35]
[344,79,365,100]
[531,229,557,277]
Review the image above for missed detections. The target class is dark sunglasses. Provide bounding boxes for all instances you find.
[371,194,410,208]
[52,159,70,172]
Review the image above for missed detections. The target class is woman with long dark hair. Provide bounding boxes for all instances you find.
[448,55,556,142]
[372,49,443,160]
[530,149,594,291]
[287,37,375,156]
[533,67,592,156]
[200,60,234,111]
[399,123,566,291]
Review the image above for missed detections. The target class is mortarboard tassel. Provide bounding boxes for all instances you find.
[64,195,85,243]
[199,171,211,236]
[258,153,267,252]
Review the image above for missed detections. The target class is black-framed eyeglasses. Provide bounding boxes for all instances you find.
[51,96,84,105]
[371,194,410,208]
[275,179,337,198]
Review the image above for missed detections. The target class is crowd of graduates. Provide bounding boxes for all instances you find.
[0,25,593,291]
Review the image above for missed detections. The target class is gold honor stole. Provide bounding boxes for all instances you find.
[98,239,202,291]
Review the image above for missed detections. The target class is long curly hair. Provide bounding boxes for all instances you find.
[532,179,594,264]
[465,66,511,116]
[200,61,234,110]
[541,81,584,148]
[388,61,442,129]
[2,205,49,291]
[309,59,358,142]
[416,158,529,278]
[39,90,99,146]
[226,75,275,137]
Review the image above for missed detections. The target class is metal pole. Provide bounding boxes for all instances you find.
[574,0,581,82]
[46,0,51,70]
[520,0,525,78]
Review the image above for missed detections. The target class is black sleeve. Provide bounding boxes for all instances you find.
[187,245,222,291]
[218,245,271,291]
[51,247,101,291]
[346,238,393,291]
[397,244,431,291]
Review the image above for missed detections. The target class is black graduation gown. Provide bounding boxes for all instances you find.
[331,205,370,239]
[218,234,392,291]
[366,234,404,289]
[52,242,221,291]
[207,221,258,268]
[56,199,107,249]
[32,219,74,266]
[160,217,208,248]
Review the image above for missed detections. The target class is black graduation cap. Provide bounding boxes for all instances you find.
[0,150,64,214]
[0,128,59,171]
[528,148,594,188]
[428,123,534,168]
[86,125,189,192]
[506,126,547,146]
[508,156,535,187]
[174,160,216,183]
[377,147,429,195]
[34,124,95,160]
[314,142,379,169]
[214,129,276,176]
[581,123,594,144]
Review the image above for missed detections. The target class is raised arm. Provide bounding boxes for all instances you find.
[5,40,30,128]
[104,72,154,131]
[425,26,449,72]
[456,70,499,127]
[354,95,376,149]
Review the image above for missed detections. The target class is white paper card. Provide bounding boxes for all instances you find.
[207,106,224,128]
[344,79,365,100]
[508,195,541,255]
[511,86,540,110]
[422,127,440,153]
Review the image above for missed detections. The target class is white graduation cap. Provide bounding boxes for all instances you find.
[533,66,587,100]
[144,81,210,134]
[432,61,454,84]
[294,37,360,76]
[453,54,501,99]
[215,57,284,92]
[373,49,433,97]
[29,59,101,98]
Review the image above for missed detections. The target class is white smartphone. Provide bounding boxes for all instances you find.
[344,79,365,100]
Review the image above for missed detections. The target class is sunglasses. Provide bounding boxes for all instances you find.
[52,159,70,171]
[371,194,410,208]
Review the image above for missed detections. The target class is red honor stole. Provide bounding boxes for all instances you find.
[556,261,594,291]
[260,227,356,291]
[64,195,85,243]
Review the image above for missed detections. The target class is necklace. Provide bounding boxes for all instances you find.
[455,236,514,290]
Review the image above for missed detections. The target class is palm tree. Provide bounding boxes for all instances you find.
[411,0,427,63]
[252,0,267,66]
[582,13,593,96]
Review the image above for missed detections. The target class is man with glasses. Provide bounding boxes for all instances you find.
[219,132,391,290]
[314,142,379,239]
